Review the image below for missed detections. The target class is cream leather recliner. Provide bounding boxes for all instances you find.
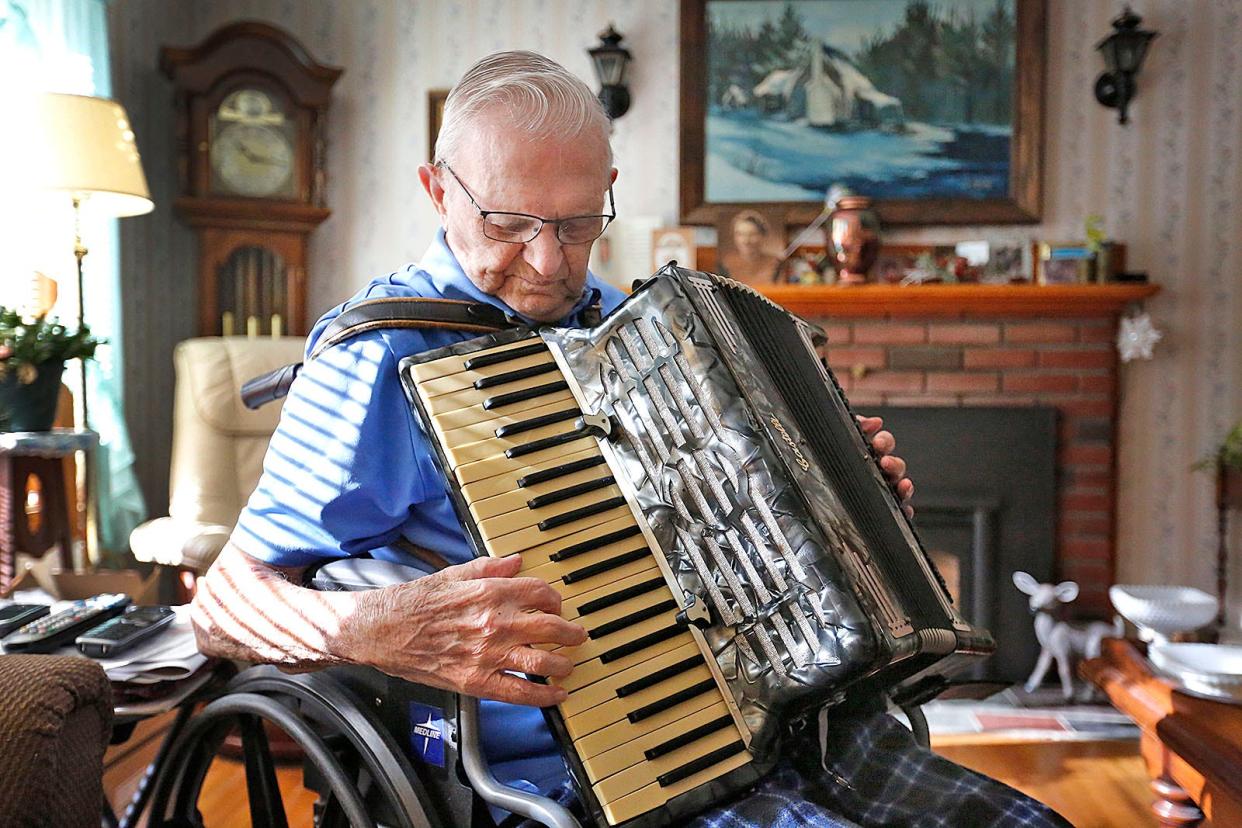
[129,336,306,575]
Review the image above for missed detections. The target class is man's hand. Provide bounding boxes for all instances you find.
[857,415,915,518]
[192,543,584,710]
[357,554,586,708]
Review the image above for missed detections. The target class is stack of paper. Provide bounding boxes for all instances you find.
[94,605,207,683]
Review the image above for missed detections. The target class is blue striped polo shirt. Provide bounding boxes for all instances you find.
[234,228,625,799]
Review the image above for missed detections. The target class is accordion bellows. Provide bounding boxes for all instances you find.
[400,266,993,827]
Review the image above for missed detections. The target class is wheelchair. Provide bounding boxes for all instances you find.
[144,558,581,828]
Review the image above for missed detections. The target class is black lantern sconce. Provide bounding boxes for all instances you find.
[589,24,632,119]
[1094,6,1158,125]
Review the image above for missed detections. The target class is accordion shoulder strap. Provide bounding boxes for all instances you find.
[239,297,518,409]
[308,297,518,359]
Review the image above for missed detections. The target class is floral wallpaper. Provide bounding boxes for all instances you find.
[112,0,1241,623]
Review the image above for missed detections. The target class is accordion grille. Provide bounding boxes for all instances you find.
[717,283,954,632]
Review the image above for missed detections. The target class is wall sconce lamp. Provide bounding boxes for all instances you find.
[589,24,632,120]
[1094,6,1158,125]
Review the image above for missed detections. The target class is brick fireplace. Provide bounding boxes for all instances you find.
[760,282,1160,618]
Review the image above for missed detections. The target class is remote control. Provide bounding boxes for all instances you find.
[0,604,50,638]
[2,593,132,653]
[77,605,177,658]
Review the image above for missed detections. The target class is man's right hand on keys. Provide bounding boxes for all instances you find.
[357,554,587,707]
[191,542,585,708]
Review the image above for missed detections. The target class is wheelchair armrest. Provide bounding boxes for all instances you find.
[307,558,436,591]
[459,696,579,828]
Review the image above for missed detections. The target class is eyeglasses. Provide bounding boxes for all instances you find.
[438,162,615,245]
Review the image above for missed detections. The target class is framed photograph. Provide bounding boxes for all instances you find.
[715,206,788,285]
[428,88,449,161]
[680,0,1047,226]
[1036,242,1094,285]
[984,242,1034,282]
[651,227,698,272]
[871,244,961,284]
[873,245,933,284]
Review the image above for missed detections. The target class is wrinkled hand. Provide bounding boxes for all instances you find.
[857,415,915,518]
[359,554,585,707]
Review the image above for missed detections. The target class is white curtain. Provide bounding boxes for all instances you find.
[0,0,147,559]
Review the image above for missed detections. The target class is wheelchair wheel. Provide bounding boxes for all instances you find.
[146,666,445,828]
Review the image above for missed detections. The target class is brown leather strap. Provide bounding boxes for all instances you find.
[241,294,605,410]
[309,297,516,360]
[242,298,518,409]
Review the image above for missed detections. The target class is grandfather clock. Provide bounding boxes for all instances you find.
[161,22,342,336]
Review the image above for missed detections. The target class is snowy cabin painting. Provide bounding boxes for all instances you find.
[704,0,1017,203]
[752,43,904,129]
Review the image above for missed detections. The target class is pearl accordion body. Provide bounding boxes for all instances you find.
[399,266,994,827]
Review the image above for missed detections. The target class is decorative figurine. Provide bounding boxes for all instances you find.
[1013,571,1123,701]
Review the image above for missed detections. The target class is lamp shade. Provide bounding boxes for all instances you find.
[35,92,153,217]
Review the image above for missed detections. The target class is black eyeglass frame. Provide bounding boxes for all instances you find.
[437,161,616,245]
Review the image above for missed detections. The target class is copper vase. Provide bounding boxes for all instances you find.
[828,195,880,285]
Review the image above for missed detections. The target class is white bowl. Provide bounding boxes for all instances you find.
[1109,584,1218,641]
[1149,643,1242,703]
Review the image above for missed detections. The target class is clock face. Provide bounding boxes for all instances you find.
[209,88,296,198]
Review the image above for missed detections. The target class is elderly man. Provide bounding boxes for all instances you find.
[193,51,1066,828]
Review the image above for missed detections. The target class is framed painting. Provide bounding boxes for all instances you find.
[428,88,449,161]
[680,0,1046,226]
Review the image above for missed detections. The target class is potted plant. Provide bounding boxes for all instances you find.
[0,307,102,432]
[1195,421,1242,509]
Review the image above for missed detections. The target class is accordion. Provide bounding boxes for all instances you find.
[398,266,993,827]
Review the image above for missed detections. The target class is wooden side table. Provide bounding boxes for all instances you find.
[0,429,99,592]
[1081,638,1242,827]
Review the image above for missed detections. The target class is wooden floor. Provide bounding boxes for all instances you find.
[106,718,1156,827]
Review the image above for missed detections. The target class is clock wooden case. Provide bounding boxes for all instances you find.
[160,21,342,337]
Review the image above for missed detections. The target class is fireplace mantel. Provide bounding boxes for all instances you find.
[759,283,1160,319]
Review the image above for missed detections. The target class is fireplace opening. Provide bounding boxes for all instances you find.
[873,406,1057,684]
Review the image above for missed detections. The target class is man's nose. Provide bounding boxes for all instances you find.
[522,223,565,275]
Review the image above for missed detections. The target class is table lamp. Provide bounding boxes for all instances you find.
[34,92,153,428]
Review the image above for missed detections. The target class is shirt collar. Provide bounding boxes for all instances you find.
[419,228,602,328]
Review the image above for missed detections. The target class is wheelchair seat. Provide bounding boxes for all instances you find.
[145,558,580,828]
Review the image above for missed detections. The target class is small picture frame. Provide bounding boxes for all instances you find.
[715,206,787,286]
[1036,242,1095,285]
[651,227,697,273]
[872,244,960,284]
[983,243,1034,283]
[873,245,930,284]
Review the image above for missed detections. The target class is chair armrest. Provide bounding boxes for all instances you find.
[306,558,436,591]
[0,655,113,825]
[129,516,231,571]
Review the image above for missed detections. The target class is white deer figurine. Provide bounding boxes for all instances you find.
[1012,571,1122,700]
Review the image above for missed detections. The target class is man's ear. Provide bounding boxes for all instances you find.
[609,166,618,186]
[419,163,448,219]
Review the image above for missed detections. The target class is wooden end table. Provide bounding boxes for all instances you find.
[0,429,99,592]
[1081,638,1242,827]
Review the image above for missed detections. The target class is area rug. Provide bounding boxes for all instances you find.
[918,686,1140,744]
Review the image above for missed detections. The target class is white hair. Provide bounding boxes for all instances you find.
[434,50,612,166]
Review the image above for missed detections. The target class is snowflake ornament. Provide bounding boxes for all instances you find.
[1117,311,1163,362]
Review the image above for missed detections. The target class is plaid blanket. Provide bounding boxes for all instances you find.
[522,710,1070,828]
